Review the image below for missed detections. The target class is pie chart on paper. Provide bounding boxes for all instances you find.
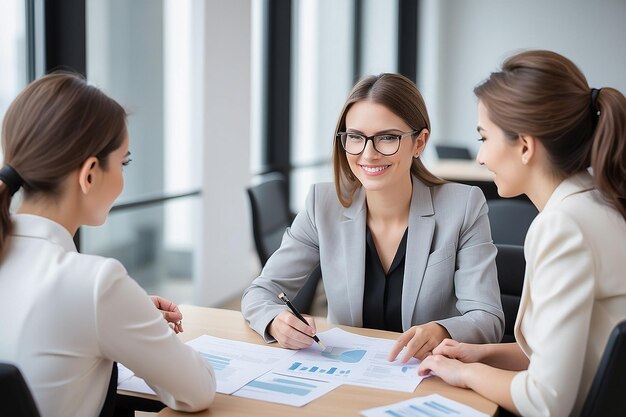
[321,347,366,363]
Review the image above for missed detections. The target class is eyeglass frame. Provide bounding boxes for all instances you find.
[336,129,421,156]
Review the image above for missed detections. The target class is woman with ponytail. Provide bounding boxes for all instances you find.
[0,73,215,416]
[417,50,626,417]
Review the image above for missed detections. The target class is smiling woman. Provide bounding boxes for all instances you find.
[242,73,505,361]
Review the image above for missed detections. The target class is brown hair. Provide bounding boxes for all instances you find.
[332,73,444,207]
[474,50,626,220]
[0,72,127,256]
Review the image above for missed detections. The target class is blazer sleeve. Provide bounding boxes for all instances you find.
[94,259,216,412]
[435,186,505,343]
[241,184,322,342]
[510,211,594,417]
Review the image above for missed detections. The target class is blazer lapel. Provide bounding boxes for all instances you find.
[402,178,435,330]
[338,187,367,327]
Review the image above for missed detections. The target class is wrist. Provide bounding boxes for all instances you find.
[475,343,495,363]
[462,362,482,390]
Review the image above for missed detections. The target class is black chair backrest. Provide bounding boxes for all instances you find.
[435,145,473,160]
[246,172,293,265]
[246,173,322,314]
[0,363,41,417]
[579,320,626,417]
[495,244,525,343]
[487,199,538,246]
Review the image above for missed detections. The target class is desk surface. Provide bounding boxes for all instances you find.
[131,306,498,417]
[428,160,494,182]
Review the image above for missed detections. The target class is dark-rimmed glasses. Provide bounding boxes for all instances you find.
[337,130,419,156]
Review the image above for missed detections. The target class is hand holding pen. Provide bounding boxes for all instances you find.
[268,292,326,350]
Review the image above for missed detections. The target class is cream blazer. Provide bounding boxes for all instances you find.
[242,177,504,343]
[0,214,216,417]
[511,172,626,417]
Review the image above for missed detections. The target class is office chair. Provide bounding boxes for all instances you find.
[435,145,473,160]
[0,363,41,417]
[495,244,525,343]
[246,172,322,314]
[246,172,293,265]
[487,199,538,246]
[578,320,626,417]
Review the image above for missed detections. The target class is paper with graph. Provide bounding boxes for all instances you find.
[233,371,341,407]
[119,328,426,406]
[360,393,489,417]
[185,334,297,394]
[273,327,425,392]
[118,335,296,395]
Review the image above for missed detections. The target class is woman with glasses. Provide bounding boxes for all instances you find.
[417,50,626,417]
[242,73,504,359]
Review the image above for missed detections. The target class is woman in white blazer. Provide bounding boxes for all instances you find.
[242,73,505,359]
[0,73,216,417]
[418,50,626,417]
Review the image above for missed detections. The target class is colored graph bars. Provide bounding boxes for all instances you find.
[288,362,351,376]
[384,400,463,416]
[198,351,230,371]
[247,377,318,396]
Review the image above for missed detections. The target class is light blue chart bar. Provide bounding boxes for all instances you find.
[197,352,231,371]
[383,400,463,417]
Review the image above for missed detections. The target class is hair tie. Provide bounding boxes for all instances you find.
[0,165,24,196]
[590,88,602,120]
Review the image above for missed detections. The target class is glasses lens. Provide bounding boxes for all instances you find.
[373,135,400,155]
[341,133,366,154]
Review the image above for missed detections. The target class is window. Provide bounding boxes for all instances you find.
[0,0,28,156]
[82,0,203,302]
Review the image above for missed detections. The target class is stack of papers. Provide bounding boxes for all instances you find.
[118,328,428,407]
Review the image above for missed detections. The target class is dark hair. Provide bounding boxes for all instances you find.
[474,50,626,220]
[0,72,128,257]
[332,73,444,207]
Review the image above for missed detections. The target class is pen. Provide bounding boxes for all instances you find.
[278,292,327,351]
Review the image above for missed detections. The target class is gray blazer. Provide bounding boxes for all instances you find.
[241,177,504,343]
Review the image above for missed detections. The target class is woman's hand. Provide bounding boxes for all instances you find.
[418,355,472,388]
[150,295,183,333]
[269,310,318,350]
[388,322,451,362]
[432,338,487,363]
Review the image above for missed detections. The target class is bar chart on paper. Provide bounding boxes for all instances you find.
[233,372,341,407]
[185,335,296,394]
[287,361,353,376]
[360,394,489,417]
[197,351,231,371]
[278,344,372,382]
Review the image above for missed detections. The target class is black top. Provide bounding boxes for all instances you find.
[362,226,408,333]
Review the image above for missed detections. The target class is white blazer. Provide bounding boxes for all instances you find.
[0,214,215,417]
[511,172,626,417]
[242,178,504,343]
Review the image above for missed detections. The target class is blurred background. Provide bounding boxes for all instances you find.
[1,0,625,308]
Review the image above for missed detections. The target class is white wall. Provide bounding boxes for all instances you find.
[200,0,253,306]
[417,0,626,161]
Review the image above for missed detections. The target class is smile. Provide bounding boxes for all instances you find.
[360,165,390,175]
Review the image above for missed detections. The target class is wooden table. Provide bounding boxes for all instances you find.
[120,306,498,416]
[428,160,494,182]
